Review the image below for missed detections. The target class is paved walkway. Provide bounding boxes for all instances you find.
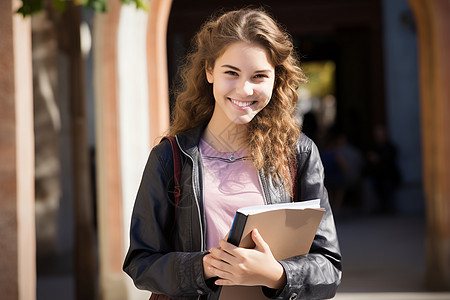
[334,292,450,300]
[333,212,450,299]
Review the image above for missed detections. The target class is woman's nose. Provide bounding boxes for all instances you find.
[237,80,254,97]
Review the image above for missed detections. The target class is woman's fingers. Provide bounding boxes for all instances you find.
[251,228,270,252]
[210,245,237,263]
[203,252,233,279]
[202,254,216,279]
[205,230,284,287]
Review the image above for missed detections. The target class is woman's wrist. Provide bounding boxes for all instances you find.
[264,261,286,289]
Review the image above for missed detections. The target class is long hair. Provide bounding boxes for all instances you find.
[169,8,307,192]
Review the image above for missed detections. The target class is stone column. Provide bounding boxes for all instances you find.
[0,0,35,299]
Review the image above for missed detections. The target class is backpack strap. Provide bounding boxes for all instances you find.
[161,136,181,233]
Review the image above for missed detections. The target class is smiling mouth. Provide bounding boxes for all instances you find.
[228,98,256,107]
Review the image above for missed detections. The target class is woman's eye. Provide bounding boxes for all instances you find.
[254,74,268,79]
[225,71,238,76]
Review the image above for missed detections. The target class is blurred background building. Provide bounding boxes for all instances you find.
[1,0,450,299]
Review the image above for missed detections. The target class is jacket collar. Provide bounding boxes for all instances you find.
[174,123,207,158]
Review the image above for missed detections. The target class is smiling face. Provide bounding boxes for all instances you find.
[206,42,276,126]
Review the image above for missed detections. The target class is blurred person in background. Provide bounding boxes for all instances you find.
[366,125,401,214]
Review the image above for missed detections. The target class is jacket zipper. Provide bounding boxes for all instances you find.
[175,136,205,251]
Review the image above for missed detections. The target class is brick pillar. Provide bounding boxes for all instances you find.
[94,1,127,299]
[147,0,172,144]
[0,1,35,300]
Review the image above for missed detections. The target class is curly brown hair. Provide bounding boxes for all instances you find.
[168,8,307,193]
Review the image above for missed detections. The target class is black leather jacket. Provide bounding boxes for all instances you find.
[123,124,342,300]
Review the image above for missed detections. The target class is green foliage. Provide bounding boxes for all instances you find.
[17,0,42,16]
[83,0,108,13]
[52,0,67,12]
[120,0,148,10]
[17,0,148,17]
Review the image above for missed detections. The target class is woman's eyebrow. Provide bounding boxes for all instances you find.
[221,64,273,74]
[255,69,273,74]
[221,64,241,71]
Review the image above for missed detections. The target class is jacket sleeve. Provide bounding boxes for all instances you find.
[268,135,342,300]
[122,141,212,297]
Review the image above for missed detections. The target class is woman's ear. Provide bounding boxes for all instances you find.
[205,61,213,84]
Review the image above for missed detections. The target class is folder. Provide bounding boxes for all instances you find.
[210,199,325,300]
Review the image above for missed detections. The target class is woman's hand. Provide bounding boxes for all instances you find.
[202,229,286,289]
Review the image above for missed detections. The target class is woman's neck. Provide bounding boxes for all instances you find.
[203,117,248,153]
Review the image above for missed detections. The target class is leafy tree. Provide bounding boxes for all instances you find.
[17,0,147,16]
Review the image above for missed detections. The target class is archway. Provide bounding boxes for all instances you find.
[166,1,418,292]
[408,0,450,290]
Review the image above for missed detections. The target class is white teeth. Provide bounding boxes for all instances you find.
[230,99,254,107]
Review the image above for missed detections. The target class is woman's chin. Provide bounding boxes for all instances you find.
[225,112,258,126]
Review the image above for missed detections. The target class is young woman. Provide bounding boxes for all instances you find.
[123,8,342,300]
